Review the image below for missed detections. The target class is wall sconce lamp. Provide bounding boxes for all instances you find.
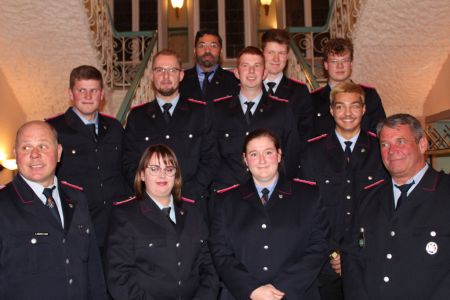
[171,0,184,19]
[260,0,272,16]
[1,159,17,171]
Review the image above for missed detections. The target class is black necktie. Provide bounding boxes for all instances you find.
[162,103,172,124]
[394,181,415,210]
[86,124,97,142]
[162,207,175,225]
[344,141,353,162]
[43,186,62,226]
[267,82,276,95]
[261,188,270,206]
[244,101,255,124]
[202,72,211,95]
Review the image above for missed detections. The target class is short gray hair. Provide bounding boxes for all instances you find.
[376,114,424,142]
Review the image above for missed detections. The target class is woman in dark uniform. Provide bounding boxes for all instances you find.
[209,129,329,300]
[105,144,218,299]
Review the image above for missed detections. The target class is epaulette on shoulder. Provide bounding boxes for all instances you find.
[213,95,233,103]
[307,133,328,143]
[187,98,207,106]
[45,113,64,121]
[311,86,326,94]
[216,184,240,194]
[99,112,117,120]
[288,77,306,85]
[130,102,148,110]
[293,178,317,186]
[0,184,5,190]
[269,95,289,103]
[61,181,84,191]
[181,196,196,204]
[363,179,385,190]
[113,196,137,206]
[367,131,377,138]
[359,83,376,89]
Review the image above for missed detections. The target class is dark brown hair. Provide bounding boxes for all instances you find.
[69,65,103,90]
[236,46,265,66]
[261,29,290,50]
[323,38,354,62]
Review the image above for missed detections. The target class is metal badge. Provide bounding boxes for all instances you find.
[361,148,366,153]
[358,227,365,248]
[68,203,74,209]
[278,194,283,199]
[426,242,438,255]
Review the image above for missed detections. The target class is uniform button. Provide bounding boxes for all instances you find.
[31,238,37,244]
[66,258,70,264]
[263,267,268,271]
[390,231,396,237]
[346,195,351,199]
[346,179,351,183]
[145,137,149,141]
[100,183,103,188]
[245,132,249,136]
[71,150,76,154]
[346,211,351,216]
[261,224,267,229]
[62,238,66,244]
[325,180,330,184]
[176,242,180,247]
[298,165,301,169]
[317,113,321,117]
[95,149,98,153]
[430,231,436,237]
[177,261,181,267]
[69,278,73,285]
[149,243,153,247]
[97,166,100,170]
[86,228,90,234]
[368,176,373,180]
[165,135,170,139]
[263,245,269,250]
[188,134,193,138]
[386,253,392,259]
[178,280,182,286]
[225,133,229,138]
[383,276,389,283]
[103,201,106,205]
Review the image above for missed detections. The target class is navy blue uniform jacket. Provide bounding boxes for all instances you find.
[0,175,107,300]
[343,168,450,300]
[209,176,329,300]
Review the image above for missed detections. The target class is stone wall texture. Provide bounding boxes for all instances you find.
[352,0,450,117]
[0,0,100,121]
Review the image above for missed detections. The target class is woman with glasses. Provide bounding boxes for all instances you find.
[106,144,218,299]
[209,129,329,300]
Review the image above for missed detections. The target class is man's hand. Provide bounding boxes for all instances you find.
[330,251,342,276]
[250,284,285,300]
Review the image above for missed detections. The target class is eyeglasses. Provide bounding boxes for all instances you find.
[152,67,181,74]
[146,165,177,177]
[327,58,352,65]
[196,42,220,49]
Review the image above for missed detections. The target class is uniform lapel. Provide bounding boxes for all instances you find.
[251,93,271,124]
[229,95,247,126]
[266,176,292,209]
[400,168,439,213]
[273,75,292,99]
[59,184,76,232]
[241,179,266,213]
[97,114,109,141]
[326,133,346,171]
[350,132,371,168]
[65,108,96,141]
[170,98,191,129]
[174,202,187,235]
[139,193,176,233]
[145,100,166,129]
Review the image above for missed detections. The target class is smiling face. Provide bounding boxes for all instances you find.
[140,153,175,204]
[150,54,184,100]
[379,124,427,184]
[330,92,365,139]
[15,121,62,187]
[69,79,104,122]
[263,41,289,77]
[243,136,281,187]
[234,53,267,91]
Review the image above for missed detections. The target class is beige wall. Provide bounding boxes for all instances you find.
[423,54,450,116]
[0,68,26,184]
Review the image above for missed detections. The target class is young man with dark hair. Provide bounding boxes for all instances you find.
[179,29,239,102]
[212,46,300,190]
[261,28,313,145]
[46,65,131,251]
[299,82,387,300]
[312,38,386,136]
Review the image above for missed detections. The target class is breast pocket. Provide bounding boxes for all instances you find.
[411,226,450,267]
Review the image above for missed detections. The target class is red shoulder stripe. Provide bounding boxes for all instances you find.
[60,181,84,191]
[269,95,289,103]
[113,196,137,206]
[181,196,196,203]
[217,184,240,194]
[288,77,306,85]
[130,102,148,110]
[307,134,328,142]
[0,185,5,190]
[293,178,317,186]
[213,95,233,103]
[368,131,377,138]
[363,179,385,190]
[187,98,207,106]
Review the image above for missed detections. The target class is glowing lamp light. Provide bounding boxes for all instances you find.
[171,0,184,19]
[260,0,272,16]
[1,159,17,171]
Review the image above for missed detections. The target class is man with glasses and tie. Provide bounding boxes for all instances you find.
[261,29,313,146]
[46,65,130,253]
[312,38,386,136]
[123,49,219,218]
[211,46,300,191]
[298,82,386,300]
[343,114,450,300]
[0,120,107,299]
[179,29,239,102]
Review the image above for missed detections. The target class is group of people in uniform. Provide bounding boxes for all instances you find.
[0,28,449,300]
